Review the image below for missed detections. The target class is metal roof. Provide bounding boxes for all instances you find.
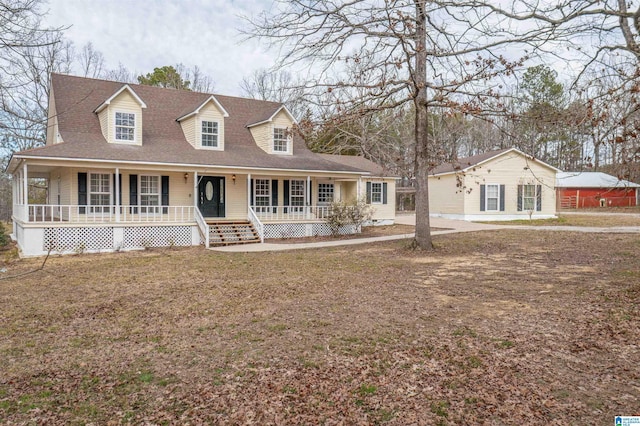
[556,172,640,188]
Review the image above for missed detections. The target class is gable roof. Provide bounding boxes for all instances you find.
[9,74,366,175]
[176,95,230,121]
[246,105,297,128]
[556,172,640,188]
[430,147,561,176]
[318,154,392,177]
[94,84,147,113]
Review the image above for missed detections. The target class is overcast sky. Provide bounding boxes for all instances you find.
[44,0,275,95]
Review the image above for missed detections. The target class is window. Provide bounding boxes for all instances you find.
[273,127,288,152]
[486,184,499,211]
[89,173,111,206]
[254,179,270,206]
[115,112,135,141]
[371,182,382,204]
[140,176,160,212]
[522,185,536,210]
[318,183,334,204]
[201,121,218,147]
[290,180,305,207]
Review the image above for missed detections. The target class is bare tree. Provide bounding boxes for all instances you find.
[240,68,305,118]
[77,42,105,78]
[246,1,555,249]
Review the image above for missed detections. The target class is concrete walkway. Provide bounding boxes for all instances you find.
[211,213,639,253]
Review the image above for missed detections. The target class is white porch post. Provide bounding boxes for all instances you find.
[306,175,311,218]
[357,177,362,200]
[193,171,198,209]
[115,168,120,222]
[22,162,28,221]
[247,173,252,214]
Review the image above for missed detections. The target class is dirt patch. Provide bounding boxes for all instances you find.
[266,223,442,244]
[0,230,638,424]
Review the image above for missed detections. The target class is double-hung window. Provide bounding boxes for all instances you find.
[115,112,135,142]
[201,121,218,148]
[290,180,305,212]
[371,182,383,204]
[486,184,499,211]
[273,127,288,153]
[140,175,160,213]
[254,179,270,210]
[318,183,334,204]
[89,173,111,213]
[522,185,536,210]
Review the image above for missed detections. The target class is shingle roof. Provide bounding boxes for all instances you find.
[556,172,640,188]
[317,154,392,177]
[12,74,366,174]
[429,147,560,175]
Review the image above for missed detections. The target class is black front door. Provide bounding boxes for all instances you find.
[198,176,225,217]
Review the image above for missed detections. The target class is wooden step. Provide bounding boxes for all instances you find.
[207,221,260,247]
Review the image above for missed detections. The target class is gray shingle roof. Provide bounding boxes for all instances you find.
[556,172,640,188]
[13,74,367,174]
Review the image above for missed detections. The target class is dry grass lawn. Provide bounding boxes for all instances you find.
[1,230,639,424]
[482,213,640,227]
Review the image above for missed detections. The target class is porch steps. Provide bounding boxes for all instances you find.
[206,220,261,247]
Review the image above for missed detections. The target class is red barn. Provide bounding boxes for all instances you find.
[556,172,640,209]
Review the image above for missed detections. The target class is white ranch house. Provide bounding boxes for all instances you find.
[8,74,396,256]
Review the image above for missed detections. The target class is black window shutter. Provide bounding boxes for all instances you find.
[308,180,312,205]
[78,172,87,214]
[499,184,505,211]
[271,179,278,213]
[130,174,138,213]
[250,179,254,206]
[383,182,388,204]
[161,175,169,214]
[517,185,523,211]
[366,181,372,204]
[283,180,289,213]
[536,185,542,211]
[480,184,486,211]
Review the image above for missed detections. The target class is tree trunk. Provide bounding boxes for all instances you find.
[413,1,434,250]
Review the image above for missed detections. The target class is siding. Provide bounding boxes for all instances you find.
[197,102,226,150]
[249,110,294,155]
[461,151,556,216]
[107,90,143,145]
[224,174,248,219]
[428,173,465,214]
[46,88,59,145]
[179,116,196,148]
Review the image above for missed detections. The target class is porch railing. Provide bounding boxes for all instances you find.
[23,204,195,224]
[251,205,330,221]
[248,207,265,243]
[194,207,209,247]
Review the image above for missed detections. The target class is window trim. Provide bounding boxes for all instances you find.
[485,183,500,212]
[290,179,305,207]
[370,182,383,204]
[138,174,162,210]
[272,126,290,154]
[114,111,137,143]
[318,183,334,204]
[253,179,271,207]
[88,172,112,209]
[199,119,222,150]
[522,184,537,211]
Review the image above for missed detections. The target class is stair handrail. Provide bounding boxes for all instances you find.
[194,208,210,247]
[248,206,264,243]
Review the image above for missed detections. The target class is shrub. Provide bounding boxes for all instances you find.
[326,197,373,235]
[0,223,9,248]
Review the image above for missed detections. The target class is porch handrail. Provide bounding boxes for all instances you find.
[248,206,264,243]
[251,205,331,222]
[24,204,195,223]
[194,207,209,247]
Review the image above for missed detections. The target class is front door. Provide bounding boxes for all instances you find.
[198,176,225,217]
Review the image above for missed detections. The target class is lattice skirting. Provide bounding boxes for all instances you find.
[123,226,192,248]
[264,223,358,239]
[44,227,114,252]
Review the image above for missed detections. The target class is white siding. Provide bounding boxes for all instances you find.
[428,173,465,214]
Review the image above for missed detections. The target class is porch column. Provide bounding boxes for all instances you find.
[193,171,198,208]
[247,173,251,214]
[22,162,28,221]
[307,176,311,205]
[357,177,362,200]
[115,168,120,222]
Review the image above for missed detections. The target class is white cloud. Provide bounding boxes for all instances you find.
[44,0,276,95]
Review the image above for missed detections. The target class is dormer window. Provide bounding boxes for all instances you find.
[201,120,219,148]
[273,127,289,153]
[115,112,136,142]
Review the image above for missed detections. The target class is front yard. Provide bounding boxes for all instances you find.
[1,230,639,424]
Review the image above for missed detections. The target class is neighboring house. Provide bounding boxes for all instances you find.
[428,147,559,221]
[556,172,640,208]
[8,74,396,256]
